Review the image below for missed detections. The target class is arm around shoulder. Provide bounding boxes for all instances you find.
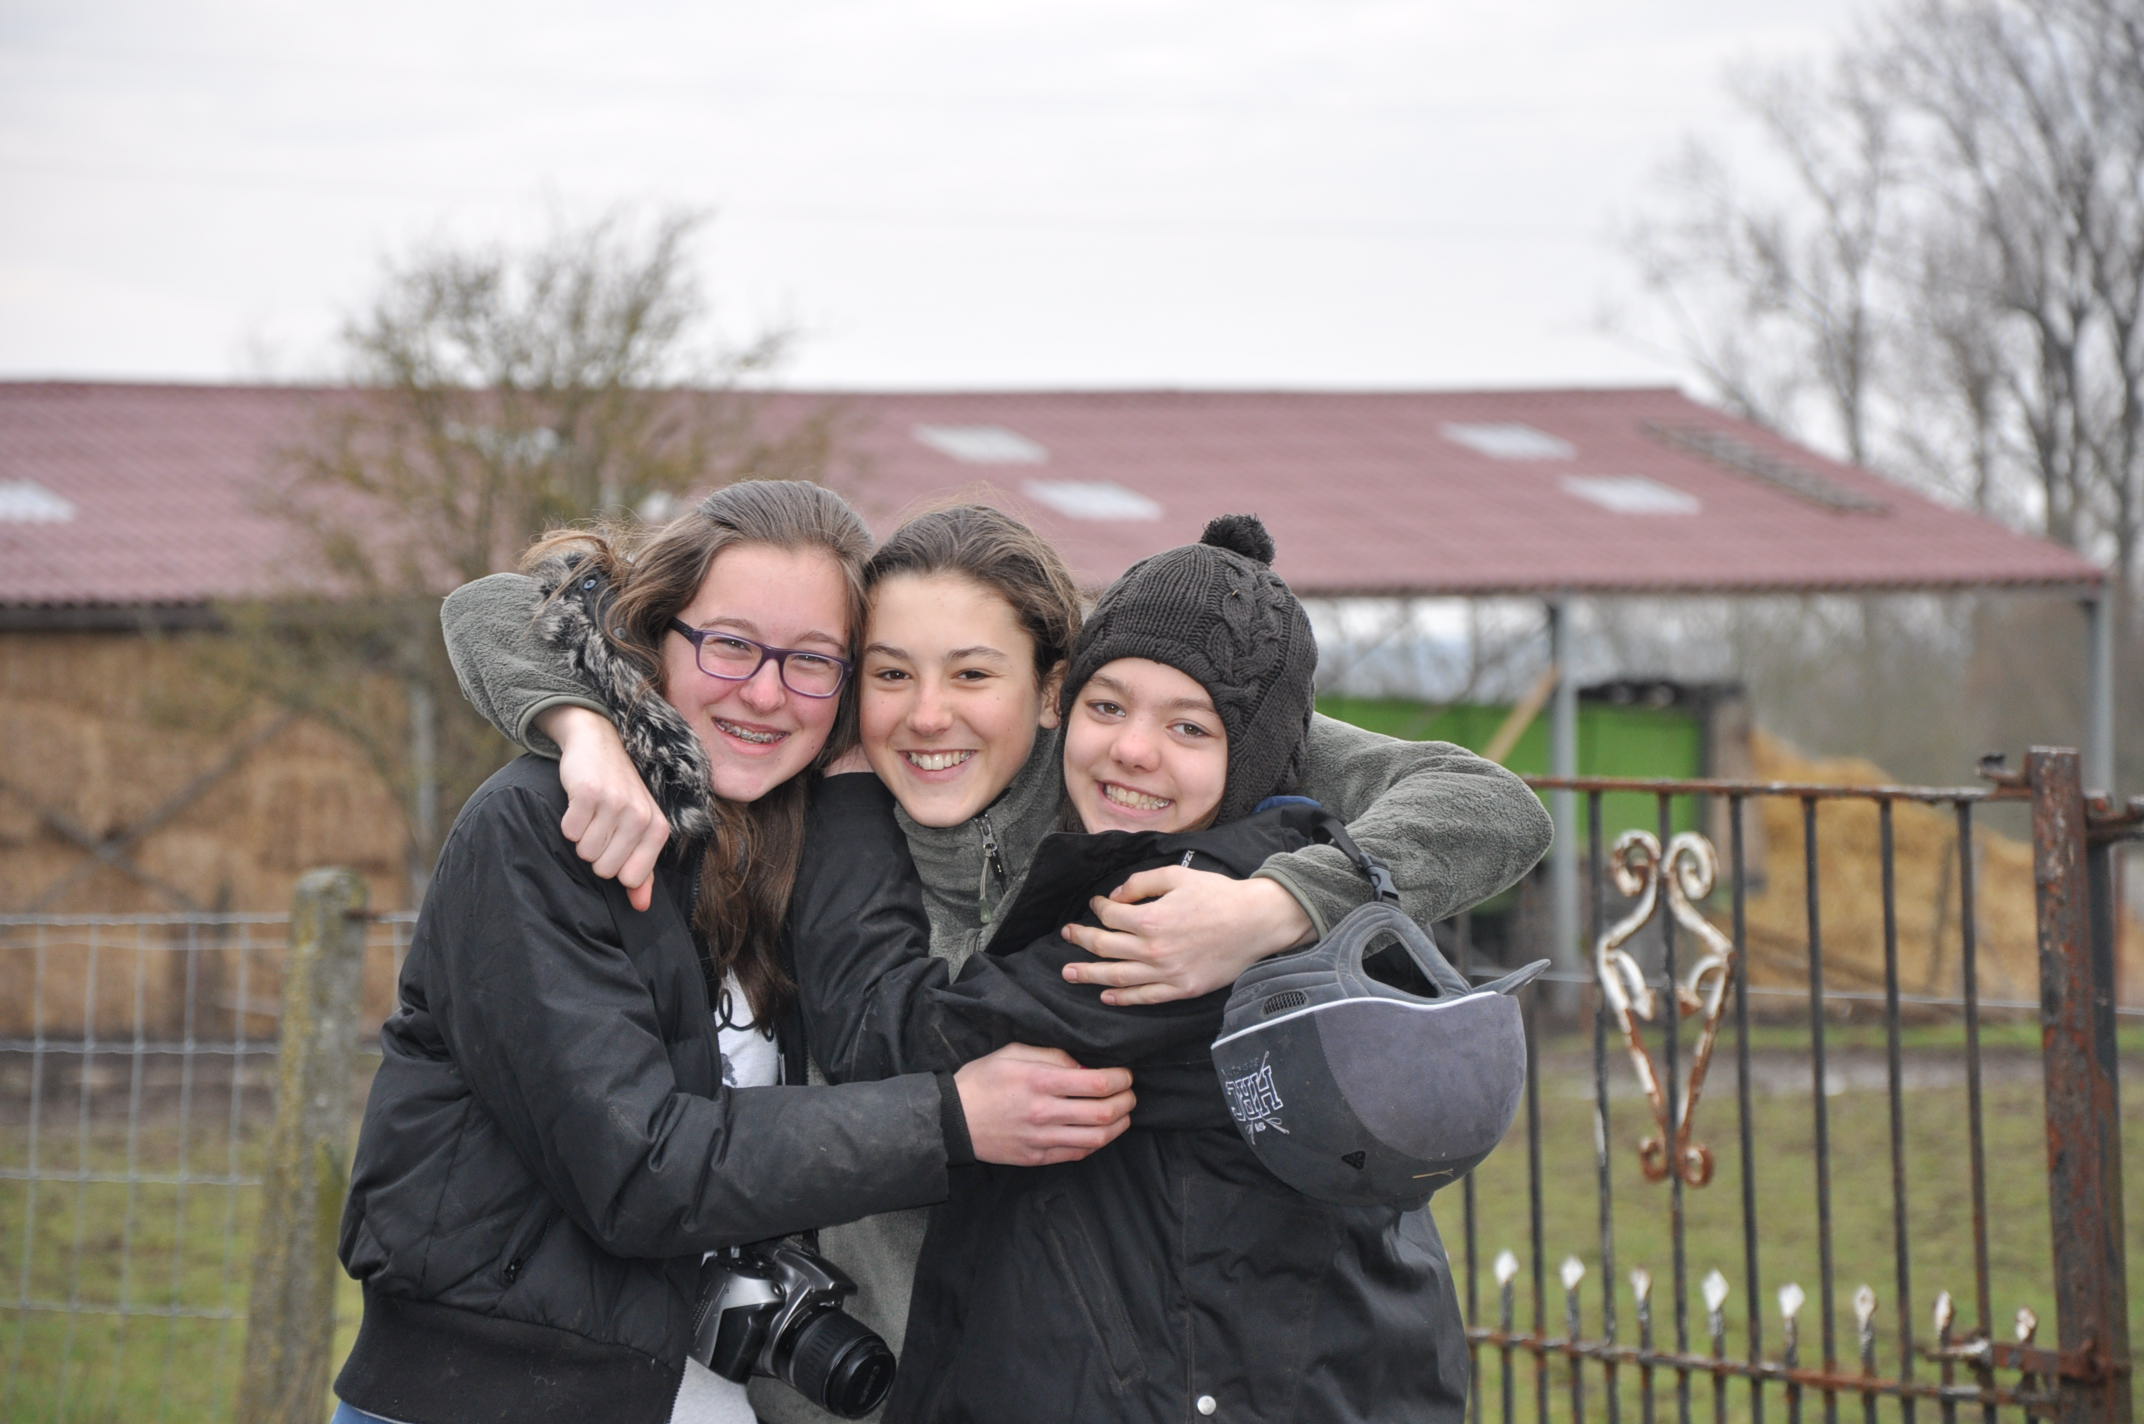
[441,571,612,756]
[1264,713,1553,935]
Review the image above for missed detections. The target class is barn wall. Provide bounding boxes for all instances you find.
[0,629,413,916]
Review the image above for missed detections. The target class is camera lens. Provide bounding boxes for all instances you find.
[779,1308,896,1419]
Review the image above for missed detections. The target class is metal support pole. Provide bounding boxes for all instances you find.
[1548,599,1580,1013]
[2081,593,2114,795]
[2025,748,2131,1424]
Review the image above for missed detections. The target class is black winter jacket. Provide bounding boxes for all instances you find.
[790,777,1471,1424]
[338,563,974,1424]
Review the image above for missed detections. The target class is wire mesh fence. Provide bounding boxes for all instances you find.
[0,911,415,1422]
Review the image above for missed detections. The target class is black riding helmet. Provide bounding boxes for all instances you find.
[1212,897,1546,1208]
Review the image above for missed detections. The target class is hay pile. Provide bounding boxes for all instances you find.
[1,630,413,1037]
[1730,731,2142,1010]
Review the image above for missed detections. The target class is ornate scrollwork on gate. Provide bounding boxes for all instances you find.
[1595,829,1736,1187]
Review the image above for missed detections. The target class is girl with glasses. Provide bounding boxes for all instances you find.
[331,482,1136,1424]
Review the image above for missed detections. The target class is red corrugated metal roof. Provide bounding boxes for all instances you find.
[0,381,2101,611]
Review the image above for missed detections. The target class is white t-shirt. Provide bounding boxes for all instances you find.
[715,974,780,1091]
[670,972,779,1424]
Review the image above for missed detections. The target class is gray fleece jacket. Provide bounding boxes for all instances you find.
[440,570,1553,1423]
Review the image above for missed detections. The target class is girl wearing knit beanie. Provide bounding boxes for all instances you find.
[1056,512,1317,837]
[788,513,1479,1423]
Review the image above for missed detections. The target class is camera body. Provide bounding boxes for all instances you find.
[699,1239,895,1419]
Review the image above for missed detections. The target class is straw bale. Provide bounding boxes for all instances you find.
[2,629,414,1034]
[1730,731,2143,1010]
[3,631,409,911]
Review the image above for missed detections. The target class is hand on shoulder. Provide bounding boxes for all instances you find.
[540,706,669,912]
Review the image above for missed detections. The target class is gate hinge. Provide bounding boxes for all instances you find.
[1926,1334,2129,1384]
[2084,792,2144,846]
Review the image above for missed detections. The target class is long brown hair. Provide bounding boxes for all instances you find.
[865,503,1083,686]
[526,479,872,1024]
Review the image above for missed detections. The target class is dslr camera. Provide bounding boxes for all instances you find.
[698,1238,895,1418]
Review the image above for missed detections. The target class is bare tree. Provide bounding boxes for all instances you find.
[1627,0,2143,584]
[1882,0,2144,586]
[1623,55,1899,468]
[221,210,841,894]
[1621,0,2144,788]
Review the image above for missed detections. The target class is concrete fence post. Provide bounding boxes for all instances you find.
[236,868,369,1424]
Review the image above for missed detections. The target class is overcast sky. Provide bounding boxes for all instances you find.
[0,0,1864,391]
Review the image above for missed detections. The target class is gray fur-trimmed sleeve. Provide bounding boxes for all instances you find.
[441,572,614,758]
[1257,712,1553,937]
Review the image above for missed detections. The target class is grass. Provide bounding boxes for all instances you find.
[1,1028,2136,1423]
[1449,1029,2144,1423]
[0,1109,366,1424]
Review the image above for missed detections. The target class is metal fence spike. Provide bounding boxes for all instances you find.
[1560,1257,1586,1339]
[1493,1247,1519,1334]
[2015,1306,2037,1343]
[1779,1282,1806,1320]
[1853,1284,1879,1372]
[1933,1291,1955,1334]
[1703,1269,1730,1354]
[1630,1266,1652,1303]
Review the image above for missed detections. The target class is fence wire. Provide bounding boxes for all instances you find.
[0,912,415,1423]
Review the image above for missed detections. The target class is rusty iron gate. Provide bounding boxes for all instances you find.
[1458,747,2135,1424]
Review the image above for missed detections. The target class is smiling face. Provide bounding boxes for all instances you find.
[1061,657,1231,835]
[858,571,1063,828]
[659,542,852,804]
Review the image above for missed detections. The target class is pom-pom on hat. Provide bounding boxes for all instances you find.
[1062,513,1317,823]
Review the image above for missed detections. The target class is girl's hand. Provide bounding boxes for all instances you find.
[538,706,668,912]
[954,1043,1135,1167]
[1059,870,1314,1006]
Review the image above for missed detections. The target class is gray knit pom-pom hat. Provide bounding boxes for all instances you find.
[1062,513,1318,823]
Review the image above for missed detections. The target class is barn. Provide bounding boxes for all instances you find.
[0,380,2107,928]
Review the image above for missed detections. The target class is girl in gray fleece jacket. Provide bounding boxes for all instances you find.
[441,502,1552,1422]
